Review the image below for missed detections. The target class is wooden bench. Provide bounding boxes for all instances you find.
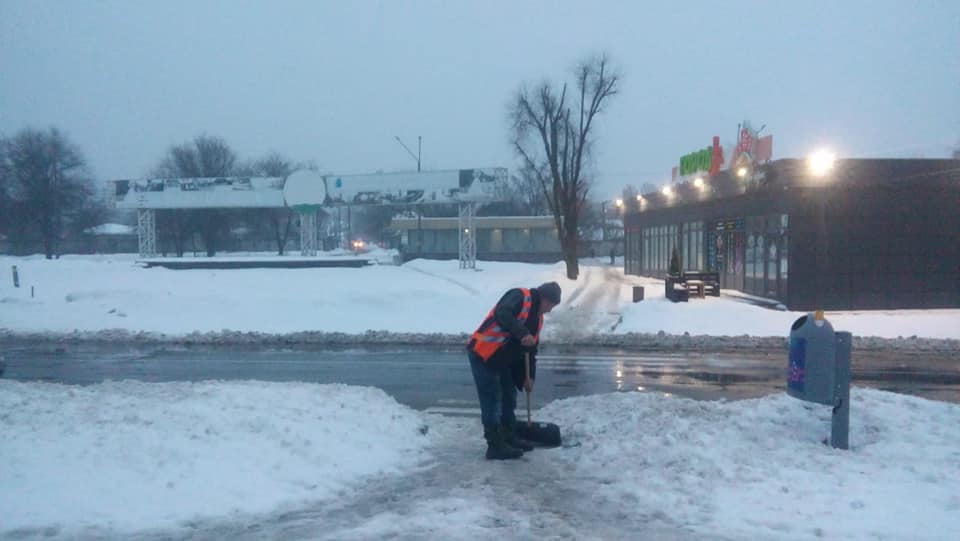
[680,271,721,297]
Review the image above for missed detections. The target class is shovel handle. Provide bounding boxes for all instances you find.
[525,352,532,426]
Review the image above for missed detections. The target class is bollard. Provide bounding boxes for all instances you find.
[632,286,644,302]
[831,331,852,450]
[12,265,19,288]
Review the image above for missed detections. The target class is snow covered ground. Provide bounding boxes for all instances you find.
[0,380,432,537]
[1,380,957,540]
[1,253,957,342]
[2,253,959,539]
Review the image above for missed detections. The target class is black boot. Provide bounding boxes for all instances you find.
[501,422,534,452]
[483,424,523,460]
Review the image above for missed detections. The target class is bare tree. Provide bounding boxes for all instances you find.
[0,127,94,258]
[480,166,548,217]
[510,54,620,279]
[237,152,299,255]
[152,135,237,256]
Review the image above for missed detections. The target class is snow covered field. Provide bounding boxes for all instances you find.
[1,253,957,343]
[1,380,957,540]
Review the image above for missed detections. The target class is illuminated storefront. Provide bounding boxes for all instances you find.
[623,158,959,310]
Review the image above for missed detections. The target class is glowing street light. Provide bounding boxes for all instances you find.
[661,186,673,197]
[736,167,748,178]
[615,198,623,208]
[693,177,704,189]
[808,149,836,177]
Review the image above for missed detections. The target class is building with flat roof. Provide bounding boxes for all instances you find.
[623,158,959,310]
[389,215,561,263]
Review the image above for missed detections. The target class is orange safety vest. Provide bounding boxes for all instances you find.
[468,288,543,361]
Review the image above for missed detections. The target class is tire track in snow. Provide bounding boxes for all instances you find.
[547,265,626,341]
[403,264,480,296]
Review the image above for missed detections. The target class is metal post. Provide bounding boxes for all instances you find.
[137,208,157,258]
[417,206,423,255]
[347,206,352,247]
[601,201,607,242]
[831,331,852,450]
[336,207,342,249]
[417,136,421,172]
[458,202,476,269]
[299,211,318,256]
[11,265,19,288]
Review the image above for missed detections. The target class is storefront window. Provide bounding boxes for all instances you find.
[780,237,788,281]
[767,239,778,296]
[755,234,764,281]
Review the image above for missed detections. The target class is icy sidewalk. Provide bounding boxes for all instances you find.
[126,416,712,541]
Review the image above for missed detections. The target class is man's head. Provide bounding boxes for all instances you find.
[537,281,562,313]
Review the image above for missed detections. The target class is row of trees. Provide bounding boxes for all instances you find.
[0,130,310,258]
[149,136,302,257]
[3,53,622,272]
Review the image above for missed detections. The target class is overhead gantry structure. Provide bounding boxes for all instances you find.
[112,167,507,269]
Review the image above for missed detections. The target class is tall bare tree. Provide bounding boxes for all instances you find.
[510,54,620,279]
[0,127,94,258]
[152,135,237,256]
[236,152,300,255]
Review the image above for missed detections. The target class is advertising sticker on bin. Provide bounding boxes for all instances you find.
[788,336,806,392]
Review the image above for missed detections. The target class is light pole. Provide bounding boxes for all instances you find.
[394,135,421,172]
[601,200,607,242]
[807,149,836,316]
[395,135,422,254]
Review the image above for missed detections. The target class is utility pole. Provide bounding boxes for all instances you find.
[394,135,421,172]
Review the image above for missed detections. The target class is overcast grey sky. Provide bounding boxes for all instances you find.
[2,0,958,199]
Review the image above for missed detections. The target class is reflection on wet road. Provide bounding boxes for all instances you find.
[2,344,958,411]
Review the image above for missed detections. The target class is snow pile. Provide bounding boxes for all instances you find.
[0,380,431,535]
[540,389,960,540]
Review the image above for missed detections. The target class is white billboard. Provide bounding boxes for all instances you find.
[113,177,286,209]
[284,168,505,208]
[112,168,507,210]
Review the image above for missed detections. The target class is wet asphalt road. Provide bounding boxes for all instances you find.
[2,343,958,409]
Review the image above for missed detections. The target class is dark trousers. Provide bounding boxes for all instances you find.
[468,353,517,428]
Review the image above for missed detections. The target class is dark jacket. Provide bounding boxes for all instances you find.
[468,287,541,388]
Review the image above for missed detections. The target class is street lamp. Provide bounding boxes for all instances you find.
[806,149,836,316]
[394,135,421,172]
[808,149,836,177]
